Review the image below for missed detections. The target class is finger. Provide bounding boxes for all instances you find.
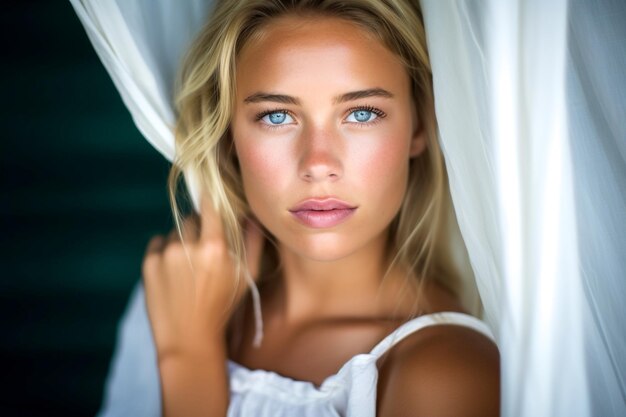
[180,214,201,243]
[143,235,165,282]
[145,235,166,255]
[244,218,265,281]
[166,227,180,244]
[199,194,224,242]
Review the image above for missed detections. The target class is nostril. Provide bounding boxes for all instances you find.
[300,170,340,182]
[298,149,343,182]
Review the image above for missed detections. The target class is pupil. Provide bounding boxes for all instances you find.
[355,110,371,122]
[269,112,286,124]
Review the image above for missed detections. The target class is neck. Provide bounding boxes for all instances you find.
[273,230,409,324]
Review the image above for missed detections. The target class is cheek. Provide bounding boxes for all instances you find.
[348,130,411,205]
[357,141,407,180]
[234,135,292,213]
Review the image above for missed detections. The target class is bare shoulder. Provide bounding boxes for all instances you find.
[376,323,500,417]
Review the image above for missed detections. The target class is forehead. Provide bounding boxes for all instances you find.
[235,15,410,99]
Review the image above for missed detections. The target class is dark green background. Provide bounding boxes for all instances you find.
[2,1,172,415]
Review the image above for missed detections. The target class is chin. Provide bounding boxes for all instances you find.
[284,232,369,262]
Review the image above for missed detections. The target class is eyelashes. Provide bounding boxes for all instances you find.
[344,106,386,125]
[254,108,296,126]
[254,105,387,129]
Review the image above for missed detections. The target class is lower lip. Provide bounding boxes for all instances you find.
[290,208,356,228]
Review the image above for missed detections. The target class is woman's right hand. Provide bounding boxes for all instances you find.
[142,196,265,361]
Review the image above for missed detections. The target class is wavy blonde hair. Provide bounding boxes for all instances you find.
[169,0,461,328]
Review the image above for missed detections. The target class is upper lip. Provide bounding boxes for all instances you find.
[289,197,357,212]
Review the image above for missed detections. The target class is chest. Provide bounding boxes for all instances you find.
[228,312,401,386]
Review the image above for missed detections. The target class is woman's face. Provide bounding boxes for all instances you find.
[231,16,426,262]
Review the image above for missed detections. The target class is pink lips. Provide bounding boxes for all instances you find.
[288,198,357,228]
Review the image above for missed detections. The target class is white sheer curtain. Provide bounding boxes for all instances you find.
[421,1,625,416]
[70,1,626,416]
[567,1,626,415]
[422,1,585,416]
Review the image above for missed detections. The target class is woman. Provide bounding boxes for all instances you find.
[106,1,499,416]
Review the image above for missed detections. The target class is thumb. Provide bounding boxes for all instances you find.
[244,219,265,281]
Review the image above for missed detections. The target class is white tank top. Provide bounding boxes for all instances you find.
[98,283,495,417]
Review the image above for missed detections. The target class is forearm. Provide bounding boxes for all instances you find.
[158,338,230,417]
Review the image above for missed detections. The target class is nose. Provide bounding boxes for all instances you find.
[297,126,343,183]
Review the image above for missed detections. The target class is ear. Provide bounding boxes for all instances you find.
[409,125,427,158]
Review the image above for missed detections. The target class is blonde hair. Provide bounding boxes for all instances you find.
[169,0,461,334]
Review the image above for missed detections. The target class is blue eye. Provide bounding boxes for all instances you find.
[261,111,294,125]
[346,109,378,123]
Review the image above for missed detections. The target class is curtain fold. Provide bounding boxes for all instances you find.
[70,0,213,207]
[420,2,589,415]
[422,1,625,415]
[567,0,626,415]
[70,0,626,415]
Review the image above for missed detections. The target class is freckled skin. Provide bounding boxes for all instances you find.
[231,16,426,262]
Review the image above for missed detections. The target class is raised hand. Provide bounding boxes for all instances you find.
[142,195,265,361]
[141,196,264,417]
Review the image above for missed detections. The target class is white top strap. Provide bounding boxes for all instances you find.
[368,312,495,359]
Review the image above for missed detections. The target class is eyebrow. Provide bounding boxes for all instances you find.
[334,88,394,103]
[243,93,300,105]
[243,88,394,105]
